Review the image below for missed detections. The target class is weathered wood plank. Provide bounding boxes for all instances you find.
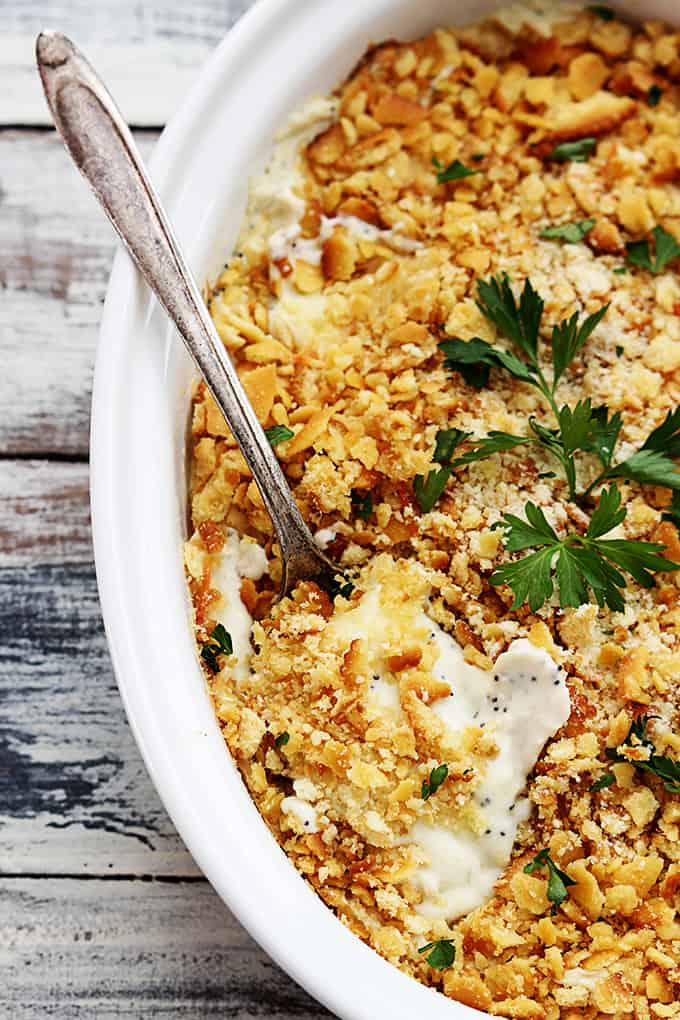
[0,461,198,874]
[0,130,157,457]
[1,0,254,126]
[0,460,91,566]
[0,557,201,875]
[1,877,331,1018]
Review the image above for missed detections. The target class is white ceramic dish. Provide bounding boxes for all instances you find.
[92,1,677,1015]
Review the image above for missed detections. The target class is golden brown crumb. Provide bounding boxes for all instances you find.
[187,5,680,1015]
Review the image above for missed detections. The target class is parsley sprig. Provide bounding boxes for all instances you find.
[524,849,576,914]
[626,226,680,275]
[437,274,680,609]
[418,939,455,970]
[491,487,678,612]
[607,715,680,793]
[201,624,234,673]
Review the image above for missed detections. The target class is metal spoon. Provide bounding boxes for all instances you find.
[36,30,337,597]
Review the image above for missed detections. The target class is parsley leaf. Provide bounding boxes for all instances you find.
[351,489,373,520]
[607,716,680,793]
[422,764,448,800]
[275,731,290,749]
[641,407,680,459]
[647,84,663,107]
[607,449,680,490]
[433,428,470,464]
[265,424,294,447]
[414,466,452,513]
[551,305,609,386]
[477,275,544,362]
[582,405,623,468]
[590,772,615,792]
[540,218,596,244]
[549,138,597,163]
[432,156,479,184]
[439,336,535,389]
[200,623,234,673]
[451,431,533,467]
[418,939,455,970]
[524,849,576,913]
[491,487,678,612]
[662,490,680,532]
[626,226,680,274]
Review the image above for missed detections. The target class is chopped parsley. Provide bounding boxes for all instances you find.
[647,84,663,107]
[613,266,628,275]
[200,624,233,673]
[265,424,294,447]
[275,731,290,749]
[418,939,455,970]
[539,218,596,244]
[351,489,373,520]
[626,226,680,274]
[615,345,624,357]
[549,137,596,163]
[590,772,615,792]
[421,763,448,800]
[607,715,680,793]
[524,849,576,914]
[432,156,480,184]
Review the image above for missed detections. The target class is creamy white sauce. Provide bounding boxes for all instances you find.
[210,530,268,682]
[281,796,319,833]
[326,586,570,920]
[412,629,570,920]
[237,96,338,252]
[269,212,422,269]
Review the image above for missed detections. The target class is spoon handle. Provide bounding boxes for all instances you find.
[36,30,333,594]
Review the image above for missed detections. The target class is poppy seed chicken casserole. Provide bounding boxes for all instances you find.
[185,3,680,1015]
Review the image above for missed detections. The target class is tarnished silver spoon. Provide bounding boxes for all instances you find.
[36,30,338,597]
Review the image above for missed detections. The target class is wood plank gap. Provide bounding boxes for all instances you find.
[0,872,207,882]
[0,451,90,463]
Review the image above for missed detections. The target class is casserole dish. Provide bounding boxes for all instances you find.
[92,1,679,1016]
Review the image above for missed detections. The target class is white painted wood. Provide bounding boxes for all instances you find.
[1,0,253,126]
[0,130,157,456]
[0,461,200,876]
[2,877,331,1017]
[0,460,91,566]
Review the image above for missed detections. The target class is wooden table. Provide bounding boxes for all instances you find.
[1,3,331,1015]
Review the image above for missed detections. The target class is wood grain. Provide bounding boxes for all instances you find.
[0,460,91,566]
[2,877,331,1018]
[1,0,253,126]
[0,461,198,875]
[0,130,156,457]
